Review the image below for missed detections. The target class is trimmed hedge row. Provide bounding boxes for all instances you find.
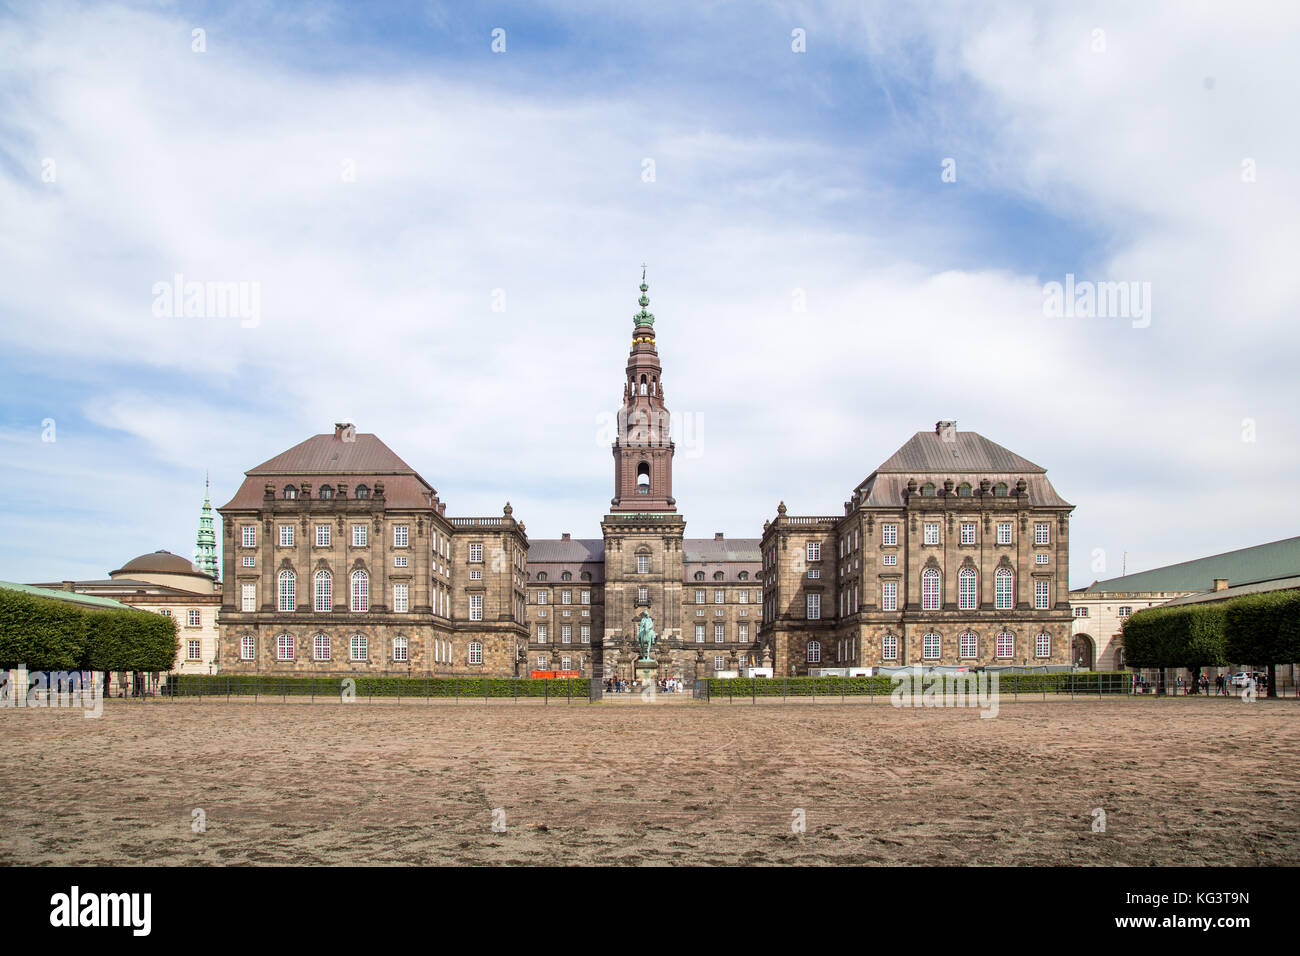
[1225,590,1300,669]
[1122,602,1228,669]
[0,587,176,671]
[706,672,1130,697]
[165,674,591,699]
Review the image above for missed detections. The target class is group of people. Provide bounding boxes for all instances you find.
[604,676,683,694]
[1133,672,1268,695]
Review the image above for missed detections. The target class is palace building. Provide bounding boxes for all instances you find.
[215,271,1072,678]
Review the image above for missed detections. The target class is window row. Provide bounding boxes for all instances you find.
[240,633,485,664]
[805,629,1052,662]
[280,483,374,500]
[533,624,592,644]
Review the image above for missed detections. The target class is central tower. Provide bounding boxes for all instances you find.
[600,267,686,678]
[610,267,676,512]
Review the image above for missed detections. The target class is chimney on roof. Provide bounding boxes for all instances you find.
[334,422,356,442]
[936,420,957,443]
[1213,578,1229,591]
[714,532,724,541]
[562,533,571,541]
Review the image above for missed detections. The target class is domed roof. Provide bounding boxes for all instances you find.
[113,550,202,576]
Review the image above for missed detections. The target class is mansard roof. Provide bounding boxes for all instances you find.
[683,537,761,563]
[527,538,605,563]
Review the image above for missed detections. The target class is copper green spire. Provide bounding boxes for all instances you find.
[194,473,218,580]
[633,263,655,327]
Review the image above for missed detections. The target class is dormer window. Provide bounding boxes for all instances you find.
[319,485,334,499]
[992,483,1009,497]
[282,485,297,500]
[355,484,370,499]
[957,483,972,497]
[561,571,572,581]
[920,483,936,497]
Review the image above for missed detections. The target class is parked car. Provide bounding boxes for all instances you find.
[1230,672,1262,687]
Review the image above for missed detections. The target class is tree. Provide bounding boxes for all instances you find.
[1122,603,1227,695]
[1224,590,1300,700]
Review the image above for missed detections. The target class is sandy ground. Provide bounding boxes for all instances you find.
[1,697,1295,866]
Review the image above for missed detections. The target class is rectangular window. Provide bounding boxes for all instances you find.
[924,523,939,545]
[997,522,1012,545]
[350,634,368,662]
[561,590,572,605]
[241,555,256,567]
[882,553,897,566]
[695,625,705,643]
[469,594,483,621]
[393,584,409,613]
[352,524,368,547]
[882,633,898,660]
[561,657,571,671]
[187,609,201,627]
[996,632,1014,658]
[187,639,202,661]
[469,542,483,563]
[1035,553,1049,564]
[738,590,748,604]
[960,523,976,545]
[314,634,330,661]
[277,633,294,661]
[537,624,548,643]
[714,624,724,643]
[393,636,408,662]
[315,524,330,547]
[807,542,821,562]
[695,589,706,604]
[469,568,482,580]
[536,590,548,604]
[1073,607,1089,618]
[468,642,482,664]
[240,634,255,660]
[923,633,940,660]
[393,525,408,548]
[1035,579,1051,610]
[637,587,648,603]
[637,554,650,573]
[806,593,820,620]
[960,631,977,659]
[241,526,257,548]
[241,583,257,612]
[882,580,898,611]
[537,656,548,669]
[581,590,590,605]
[580,625,590,643]
[1118,606,1132,618]
[714,589,724,604]
[808,569,820,579]
[738,623,749,642]
[561,625,572,644]
[882,524,897,546]
[1036,632,1051,658]
[714,656,725,671]
[1035,523,1050,546]
[279,525,294,547]
[394,555,407,568]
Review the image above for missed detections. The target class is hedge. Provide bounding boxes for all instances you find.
[0,587,176,671]
[1224,590,1300,668]
[164,674,591,699]
[705,672,1130,697]
[1121,602,1228,669]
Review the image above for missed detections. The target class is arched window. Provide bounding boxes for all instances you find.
[349,633,368,661]
[350,570,369,612]
[276,633,295,660]
[958,567,977,610]
[995,568,1013,609]
[920,482,936,497]
[806,640,821,664]
[1036,632,1051,658]
[922,631,941,660]
[277,570,296,612]
[318,485,334,499]
[992,482,1008,497]
[314,569,332,612]
[537,572,547,582]
[355,484,370,499]
[651,376,657,395]
[240,634,255,660]
[282,485,298,500]
[996,629,1015,659]
[313,633,330,661]
[714,571,724,581]
[922,568,941,610]
[393,635,408,662]
[959,629,978,659]
[561,571,572,581]
[881,633,898,661]
[957,482,972,497]
[639,374,647,395]
[468,641,483,665]
[738,571,748,580]
[694,571,705,581]
[580,571,591,581]
[636,461,650,493]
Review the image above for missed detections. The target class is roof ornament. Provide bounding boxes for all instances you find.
[633,264,655,328]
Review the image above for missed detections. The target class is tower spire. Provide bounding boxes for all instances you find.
[194,474,218,580]
[633,263,655,336]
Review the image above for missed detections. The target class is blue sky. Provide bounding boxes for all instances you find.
[1,0,1297,587]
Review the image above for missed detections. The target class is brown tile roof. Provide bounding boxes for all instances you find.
[220,432,437,511]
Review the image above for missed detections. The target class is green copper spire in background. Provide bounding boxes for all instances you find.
[633,263,655,328]
[194,474,218,580]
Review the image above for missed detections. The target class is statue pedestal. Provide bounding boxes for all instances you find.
[635,660,659,682]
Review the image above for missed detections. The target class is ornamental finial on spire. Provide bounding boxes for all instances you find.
[633,264,655,328]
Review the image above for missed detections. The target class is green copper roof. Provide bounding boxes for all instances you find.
[1080,535,1300,594]
[194,475,219,580]
[633,264,655,327]
[0,580,136,611]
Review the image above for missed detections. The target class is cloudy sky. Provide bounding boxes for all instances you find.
[1,0,1296,588]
